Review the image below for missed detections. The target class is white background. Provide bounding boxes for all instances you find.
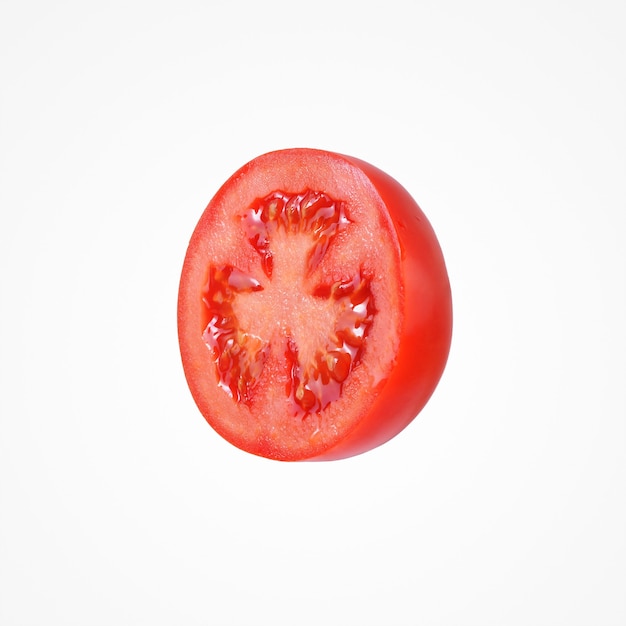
[1,1,625,624]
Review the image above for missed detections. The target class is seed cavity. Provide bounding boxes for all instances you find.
[202,265,268,404]
[286,272,374,417]
[240,190,350,277]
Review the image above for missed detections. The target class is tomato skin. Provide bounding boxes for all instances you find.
[178,149,452,461]
[310,155,452,460]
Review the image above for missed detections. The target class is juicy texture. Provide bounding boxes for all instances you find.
[202,265,267,404]
[201,190,377,419]
[241,189,349,278]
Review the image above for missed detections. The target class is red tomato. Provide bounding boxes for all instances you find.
[178,148,452,461]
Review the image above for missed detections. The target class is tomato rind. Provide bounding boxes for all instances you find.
[310,154,453,460]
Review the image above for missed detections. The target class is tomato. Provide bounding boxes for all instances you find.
[178,148,452,461]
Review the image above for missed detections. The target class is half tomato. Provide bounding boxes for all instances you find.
[178,149,452,461]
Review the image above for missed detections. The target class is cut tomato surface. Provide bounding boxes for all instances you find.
[178,149,452,461]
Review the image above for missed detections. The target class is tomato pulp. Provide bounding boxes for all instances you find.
[178,149,452,461]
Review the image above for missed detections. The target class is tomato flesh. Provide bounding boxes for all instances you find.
[178,149,452,461]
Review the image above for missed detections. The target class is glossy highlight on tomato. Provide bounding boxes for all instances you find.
[178,148,452,461]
